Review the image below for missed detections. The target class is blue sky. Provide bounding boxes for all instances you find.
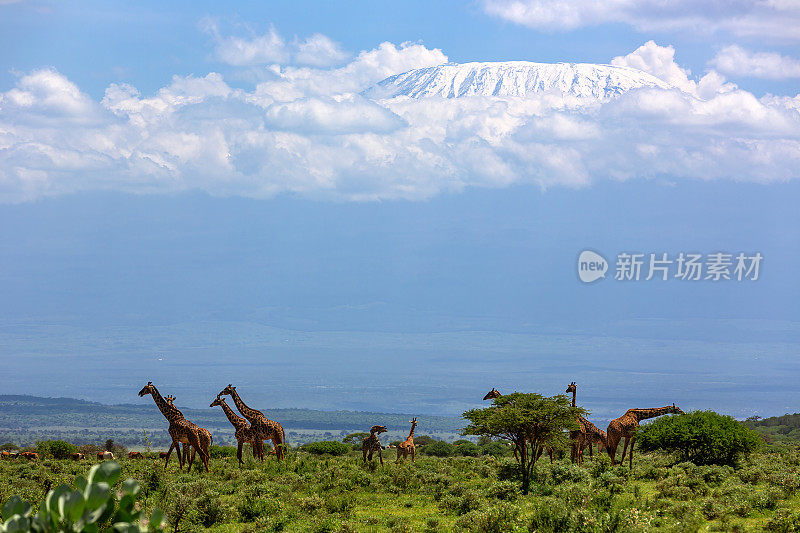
[1,0,799,416]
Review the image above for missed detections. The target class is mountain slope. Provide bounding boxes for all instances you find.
[364,61,672,100]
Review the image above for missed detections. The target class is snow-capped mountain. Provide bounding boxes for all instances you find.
[364,61,672,100]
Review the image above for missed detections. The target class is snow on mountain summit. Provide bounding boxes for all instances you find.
[364,61,672,100]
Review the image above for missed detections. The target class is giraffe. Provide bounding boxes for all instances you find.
[164,395,213,471]
[483,388,502,400]
[395,418,418,463]
[607,404,684,468]
[482,388,554,464]
[219,384,286,460]
[210,394,262,465]
[137,382,211,472]
[580,420,607,462]
[362,425,388,465]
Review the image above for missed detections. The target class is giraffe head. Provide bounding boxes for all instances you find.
[669,403,684,415]
[164,395,176,406]
[137,381,156,397]
[482,388,502,400]
[566,382,577,394]
[370,425,388,435]
[219,384,236,397]
[410,418,417,427]
[210,394,225,408]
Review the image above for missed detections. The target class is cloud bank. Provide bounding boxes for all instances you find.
[711,45,800,79]
[481,0,800,41]
[0,39,799,203]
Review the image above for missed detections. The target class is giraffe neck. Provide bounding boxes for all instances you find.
[149,387,181,421]
[229,389,262,421]
[571,390,576,407]
[408,423,416,439]
[218,399,248,429]
[632,406,674,422]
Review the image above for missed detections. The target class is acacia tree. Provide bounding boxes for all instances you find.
[462,392,584,494]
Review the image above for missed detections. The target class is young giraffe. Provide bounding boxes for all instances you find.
[607,404,684,468]
[219,384,286,460]
[579,418,607,461]
[362,425,388,465]
[137,383,210,472]
[210,394,262,465]
[164,395,214,471]
[482,388,554,464]
[395,418,418,463]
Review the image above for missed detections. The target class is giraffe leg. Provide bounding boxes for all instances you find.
[629,436,635,469]
[164,442,173,470]
[411,446,415,463]
[588,442,593,458]
[620,436,630,464]
[237,442,243,465]
[378,447,383,465]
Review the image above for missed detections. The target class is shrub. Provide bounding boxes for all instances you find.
[423,441,456,457]
[41,440,77,459]
[209,445,237,458]
[479,442,508,457]
[302,441,350,456]
[0,461,164,532]
[456,442,481,457]
[637,410,762,465]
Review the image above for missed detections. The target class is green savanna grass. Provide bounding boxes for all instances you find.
[3,444,800,532]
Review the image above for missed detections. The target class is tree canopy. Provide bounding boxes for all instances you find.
[462,392,584,493]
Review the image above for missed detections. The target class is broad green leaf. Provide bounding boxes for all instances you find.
[121,479,140,497]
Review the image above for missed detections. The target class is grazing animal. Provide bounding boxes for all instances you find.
[71,453,85,460]
[128,451,144,459]
[219,384,286,460]
[362,425,388,465]
[395,418,418,463]
[97,451,113,460]
[483,388,502,400]
[159,451,168,459]
[138,382,211,472]
[21,452,39,460]
[607,404,684,467]
[1,451,10,459]
[565,381,605,465]
[578,419,607,464]
[210,394,262,464]
[163,394,213,472]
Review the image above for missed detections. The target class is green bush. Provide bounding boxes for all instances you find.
[423,441,456,457]
[0,461,163,532]
[209,445,237,458]
[41,440,77,460]
[302,441,350,456]
[456,442,480,457]
[637,410,762,465]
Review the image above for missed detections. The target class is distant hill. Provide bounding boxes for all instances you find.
[0,395,463,448]
[744,413,800,442]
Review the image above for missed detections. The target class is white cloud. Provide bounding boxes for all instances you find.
[611,41,737,99]
[711,45,800,79]
[481,0,800,41]
[202,19,349,68]
[1,41,799,203]
[293,34,349,67]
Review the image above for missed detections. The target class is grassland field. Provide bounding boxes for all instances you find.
[4,442,800,532]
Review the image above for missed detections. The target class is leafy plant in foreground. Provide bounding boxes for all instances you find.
[0,461,163,533]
